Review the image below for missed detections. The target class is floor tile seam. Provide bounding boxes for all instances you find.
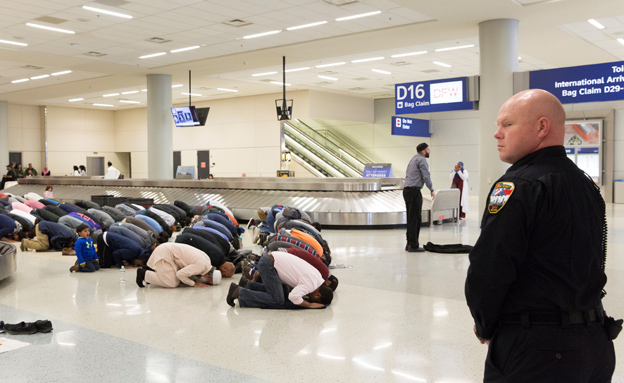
[0,302,270,381]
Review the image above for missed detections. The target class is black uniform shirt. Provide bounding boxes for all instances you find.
[465,146,607,339]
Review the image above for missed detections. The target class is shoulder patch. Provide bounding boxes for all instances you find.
[488,182,515,214]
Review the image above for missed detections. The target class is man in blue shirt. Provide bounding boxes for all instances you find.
[403,143,435,252]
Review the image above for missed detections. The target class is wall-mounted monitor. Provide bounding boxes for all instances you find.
[195,107,210,126]
[171,106,199,127]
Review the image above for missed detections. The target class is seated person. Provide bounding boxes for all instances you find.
[226,250,333,309]
[69,224,100,273]
[175,233,235,279]
[135,243,214,288]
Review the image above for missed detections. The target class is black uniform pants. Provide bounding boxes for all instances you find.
[485,323,615,382]
[403,187,423,249]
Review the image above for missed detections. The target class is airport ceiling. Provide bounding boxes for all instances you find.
[0,0,623,110]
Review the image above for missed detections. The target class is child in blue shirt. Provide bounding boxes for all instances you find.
[69,224,100,273]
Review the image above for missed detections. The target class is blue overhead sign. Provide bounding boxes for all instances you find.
[530,61,624,104]
[395,77,474,114]
[391,116,430,137]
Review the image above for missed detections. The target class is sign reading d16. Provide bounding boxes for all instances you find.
[395,77,474,114]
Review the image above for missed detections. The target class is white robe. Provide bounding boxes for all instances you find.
[450,169,469,211]
[104,166,121,179]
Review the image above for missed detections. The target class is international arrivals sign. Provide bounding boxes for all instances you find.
[395,77,474,114]
[530,61,624,104]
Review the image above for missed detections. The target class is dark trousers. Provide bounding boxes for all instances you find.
[76,259,100,272]
[485,324,615,382]
[238,255,298,309]
[403,187,423,249]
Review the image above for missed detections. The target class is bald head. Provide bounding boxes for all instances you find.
[494,89,566,164]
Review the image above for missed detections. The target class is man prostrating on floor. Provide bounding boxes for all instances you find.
[135,243,214,288]
[226,250,333,309]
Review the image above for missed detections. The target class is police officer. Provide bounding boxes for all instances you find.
[465,89,616,381]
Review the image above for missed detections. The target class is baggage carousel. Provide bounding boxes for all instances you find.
[7,177,435,228]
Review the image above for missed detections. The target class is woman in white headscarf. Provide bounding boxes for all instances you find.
[450,161,468,219]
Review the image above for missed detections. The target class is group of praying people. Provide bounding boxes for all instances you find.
[0,188,338,310]
[225,204,337,310]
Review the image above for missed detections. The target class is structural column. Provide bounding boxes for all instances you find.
[147,74,173,180]
[0,101,8,168]
[478,19,519,213]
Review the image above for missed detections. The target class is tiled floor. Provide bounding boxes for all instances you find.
[0,198,622,382]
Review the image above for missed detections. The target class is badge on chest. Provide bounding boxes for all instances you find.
[488,182,515,214]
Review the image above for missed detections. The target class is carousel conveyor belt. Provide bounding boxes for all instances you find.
[6,177,436,228]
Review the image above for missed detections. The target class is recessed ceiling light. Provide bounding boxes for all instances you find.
[270,81,291,86]
[587,19,605,30]
[618,38,624,46]
[252,71,278,77]
[51,70,72,76]
[243,30,281,39]
[217,88,239,92]
[435,44,475,52]
[372,69,391,75]
[391,51,427,58]
[93,103,114,107]
[141,89,147,92]
[336,11,381,21]
[518,56,523,60]
[139,52,166,59]
[26,23,75,34]
[170,46,200,53]
[12,78,29,83]
[181,92,202,96]
[121,90,139,95]
[315,62,346,68]
[318,75,338,81]
[287,21,327,31]
[82,6,132,19]
[352,57,384,63]
[69,98,84,102]
[285,67,311,72]
[119,100,141,104]
[433,61,452,68]
[30,74,50,80]
[103,93,119,97]
[171,84,184,88]
[0,39,28,47]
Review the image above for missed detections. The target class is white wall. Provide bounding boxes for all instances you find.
[115,91,314,178]
[7,104,43,171]
[323,98,481,196]
[45,106,131,177]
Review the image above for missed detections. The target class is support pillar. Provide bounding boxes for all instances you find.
[478,19,519,213]
[0,101,8,168]
[147,74,173,180]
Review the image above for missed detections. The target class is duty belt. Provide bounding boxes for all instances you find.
[501,308,603,328]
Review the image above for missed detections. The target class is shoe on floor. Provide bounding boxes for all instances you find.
[407,247,425,253]
[34,320,53,333]
[69,264,80,273]
[226,283,238,307]
[136,268,146,288]
[238,276,249,288]
[4,321,38,335]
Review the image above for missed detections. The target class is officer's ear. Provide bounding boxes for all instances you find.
[537,116,550,139]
